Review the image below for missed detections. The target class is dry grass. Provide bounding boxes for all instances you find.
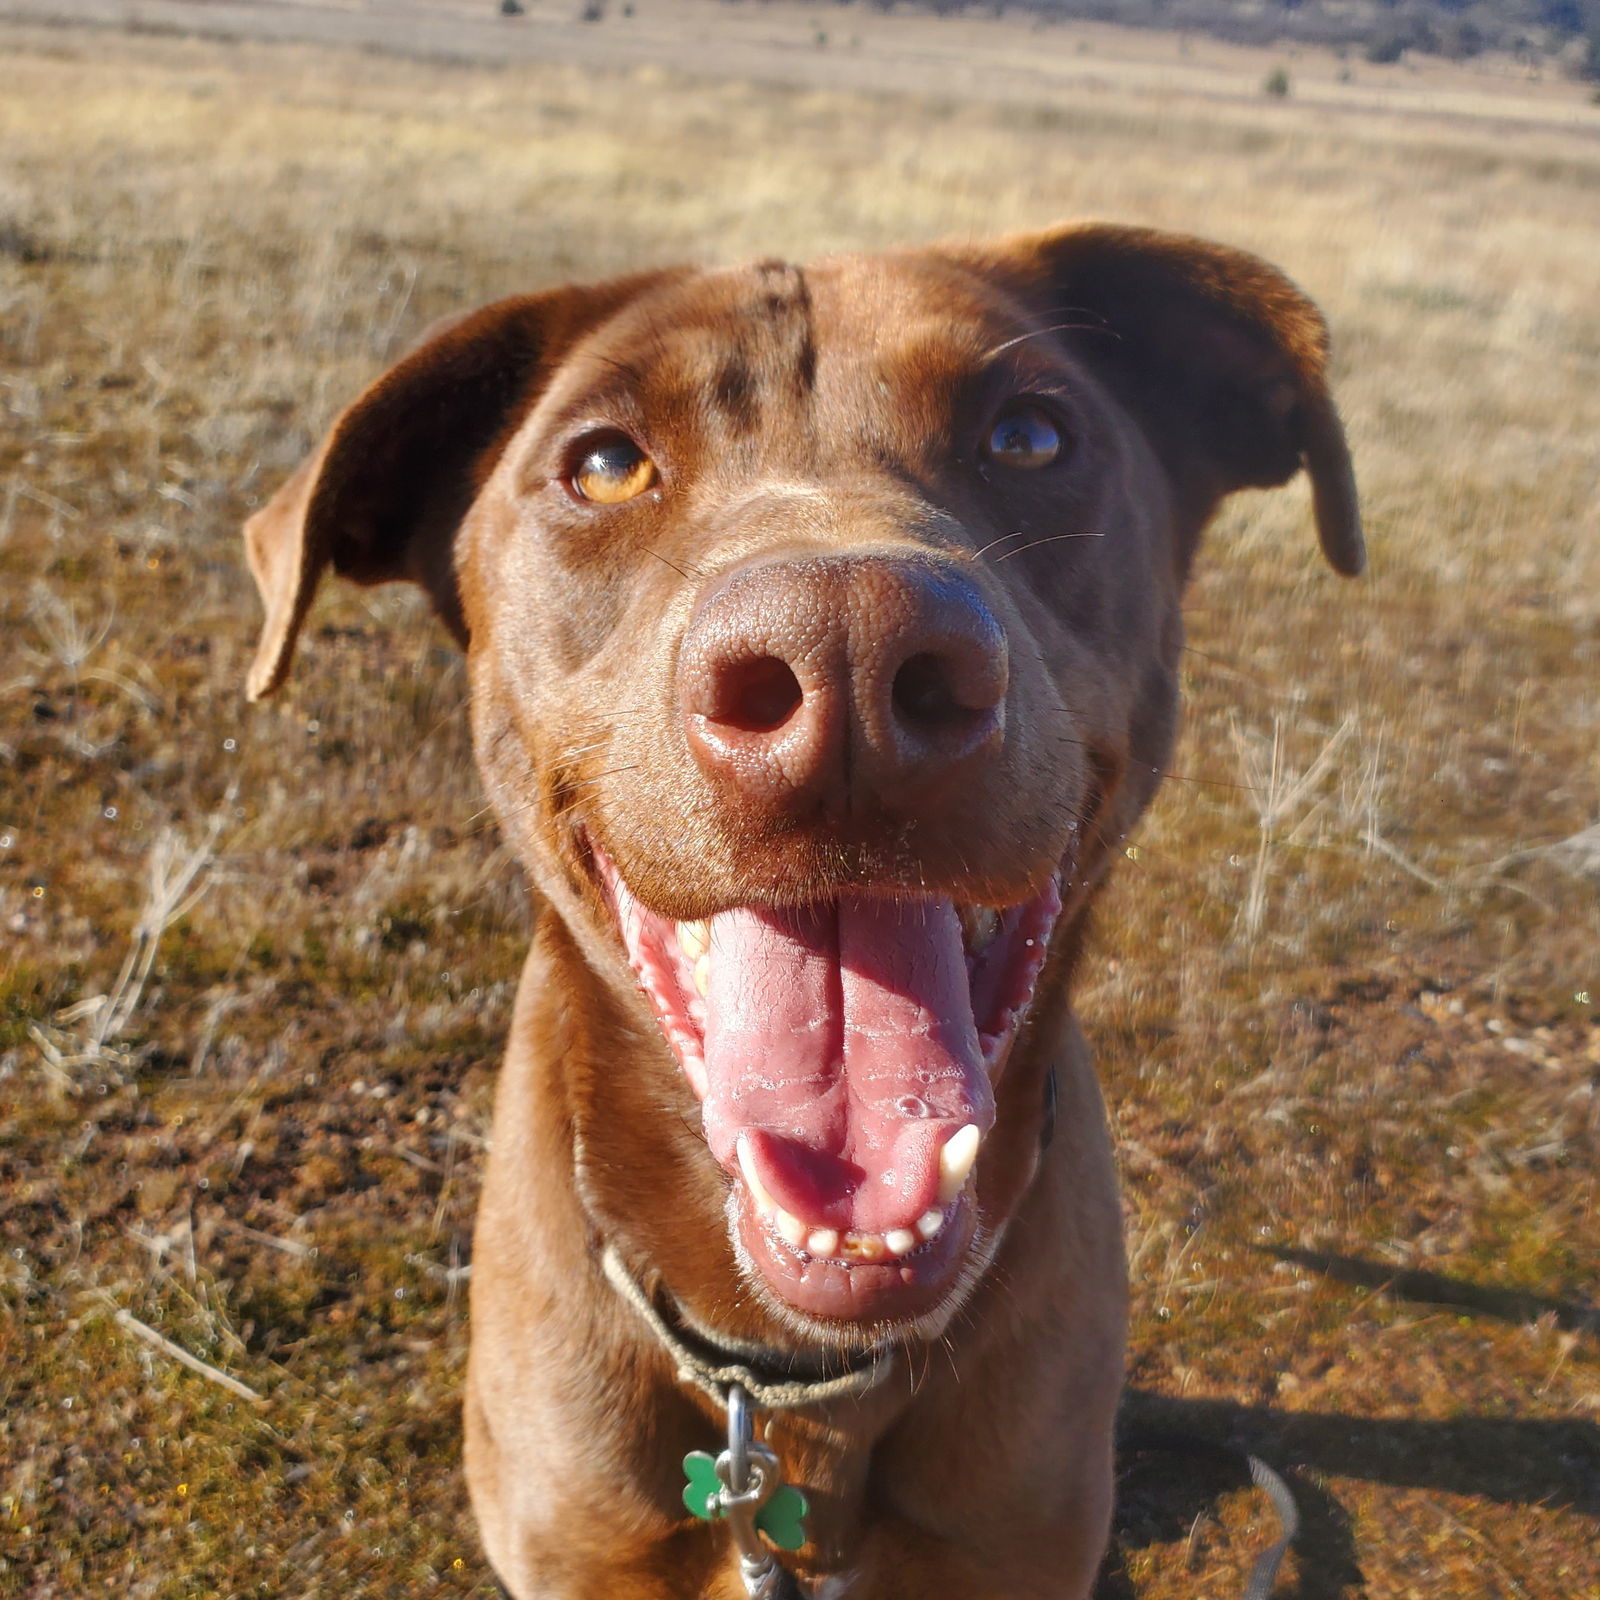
[1,14,1596,1598]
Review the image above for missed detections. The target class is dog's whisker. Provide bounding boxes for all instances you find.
[981,317,1112,360]
[645,548,701,580]
[972,528,1032,560]
[990,531,1105,562]
[549,766,640,823]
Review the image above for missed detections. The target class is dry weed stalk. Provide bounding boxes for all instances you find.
[1228,712,1356,941]
[112,1307,264,1404]
[31,801,231,1090]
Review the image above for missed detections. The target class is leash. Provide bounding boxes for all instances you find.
[1117,1428,1302,1600]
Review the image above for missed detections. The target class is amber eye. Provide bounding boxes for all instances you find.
[570,434,658,504]
[985,404,1064,470]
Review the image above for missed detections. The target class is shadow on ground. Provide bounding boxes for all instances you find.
[1264,1246,1599,1336]
[1097,1381,1599,1597]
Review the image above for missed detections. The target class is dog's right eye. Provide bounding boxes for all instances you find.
[569,434,658,504]
[984,403,1065,471]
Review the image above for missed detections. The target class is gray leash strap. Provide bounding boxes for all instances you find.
[1121,1429,1303,1600]
[1240,1451,1300,1600]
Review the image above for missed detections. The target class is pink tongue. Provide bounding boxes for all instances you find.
[701,897,993,1234]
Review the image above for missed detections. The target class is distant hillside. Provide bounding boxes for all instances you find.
[791,0,1600,77]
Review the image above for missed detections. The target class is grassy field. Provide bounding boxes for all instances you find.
[1,13,1597,1598]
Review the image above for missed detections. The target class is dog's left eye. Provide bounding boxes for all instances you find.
[984,404,1064,470]
[570,434,658,504]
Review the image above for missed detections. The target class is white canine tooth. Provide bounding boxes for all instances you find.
[678,919,710,962]
[693,954,710,997]
[885,1228,917,1257]
[775,1208,807,1249]
[938,1123,981,1204]
[915,1207,945,1241]
[959,904,1000,952]
[735,1136,776,1214]
[806,1228,839,1257]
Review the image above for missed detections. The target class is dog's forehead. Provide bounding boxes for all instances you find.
[805,249,1017,361]
[564,251,1017,409]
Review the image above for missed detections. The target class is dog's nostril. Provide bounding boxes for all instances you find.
[893,654,976,729]
[718,656,804,733]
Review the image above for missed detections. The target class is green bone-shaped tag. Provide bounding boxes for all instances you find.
[681,1451,810,1551]
[753,1481,809,1551]
[681,1452,722,1521]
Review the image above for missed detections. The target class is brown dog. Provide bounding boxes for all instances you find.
[243,223,1360,1599]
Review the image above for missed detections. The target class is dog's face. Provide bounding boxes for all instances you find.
[245,225,1360,1343]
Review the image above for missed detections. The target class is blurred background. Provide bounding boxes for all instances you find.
[1,2,1597,1595]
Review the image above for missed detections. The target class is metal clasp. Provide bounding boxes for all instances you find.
[680,1382,808,1597]
[719,1384,788,1598]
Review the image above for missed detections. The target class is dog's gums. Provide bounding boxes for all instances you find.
[598,846,1061,1317]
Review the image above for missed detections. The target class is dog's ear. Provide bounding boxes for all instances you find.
[972,223,1363,576]
[243,272,678,700]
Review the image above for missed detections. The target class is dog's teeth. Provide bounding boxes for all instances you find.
[678,919,710,962]
[915,1207,945,1241]
[735,1136,776,1214]
[938,1123,981,1203]
[693,954,710,997]
[884,1228,917,1257]
[774,1208,808,1249]
[840,1231,888,1262]
[806,1228,839,1257]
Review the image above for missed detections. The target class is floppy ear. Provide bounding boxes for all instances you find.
[243,271,679,700]
[977,223,1363,577]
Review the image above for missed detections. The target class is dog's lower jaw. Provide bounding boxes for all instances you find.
[727,1190,1010,1352]
[469,938,1125,1599]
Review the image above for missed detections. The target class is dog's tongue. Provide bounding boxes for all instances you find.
[701,897,992,1234]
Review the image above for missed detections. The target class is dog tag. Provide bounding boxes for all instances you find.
[752,1482,809,1551]
[682,1450,723,1520]
[681,1450,810,1551]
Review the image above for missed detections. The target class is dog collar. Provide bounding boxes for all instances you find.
[602,1244,896,1599]
[599,1243,895,1410]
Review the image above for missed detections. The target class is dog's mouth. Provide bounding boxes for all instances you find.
[596,848,1061,1323]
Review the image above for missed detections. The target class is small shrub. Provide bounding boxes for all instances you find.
[1263,67,1291,97]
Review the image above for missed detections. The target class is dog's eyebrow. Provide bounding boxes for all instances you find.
[980,317,1112,364]
[589,351,649,388]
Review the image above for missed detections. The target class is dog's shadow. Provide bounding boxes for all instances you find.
[1095,1252,1600,1598]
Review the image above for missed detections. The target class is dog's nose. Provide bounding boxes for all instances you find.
[678,555,1007,817]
